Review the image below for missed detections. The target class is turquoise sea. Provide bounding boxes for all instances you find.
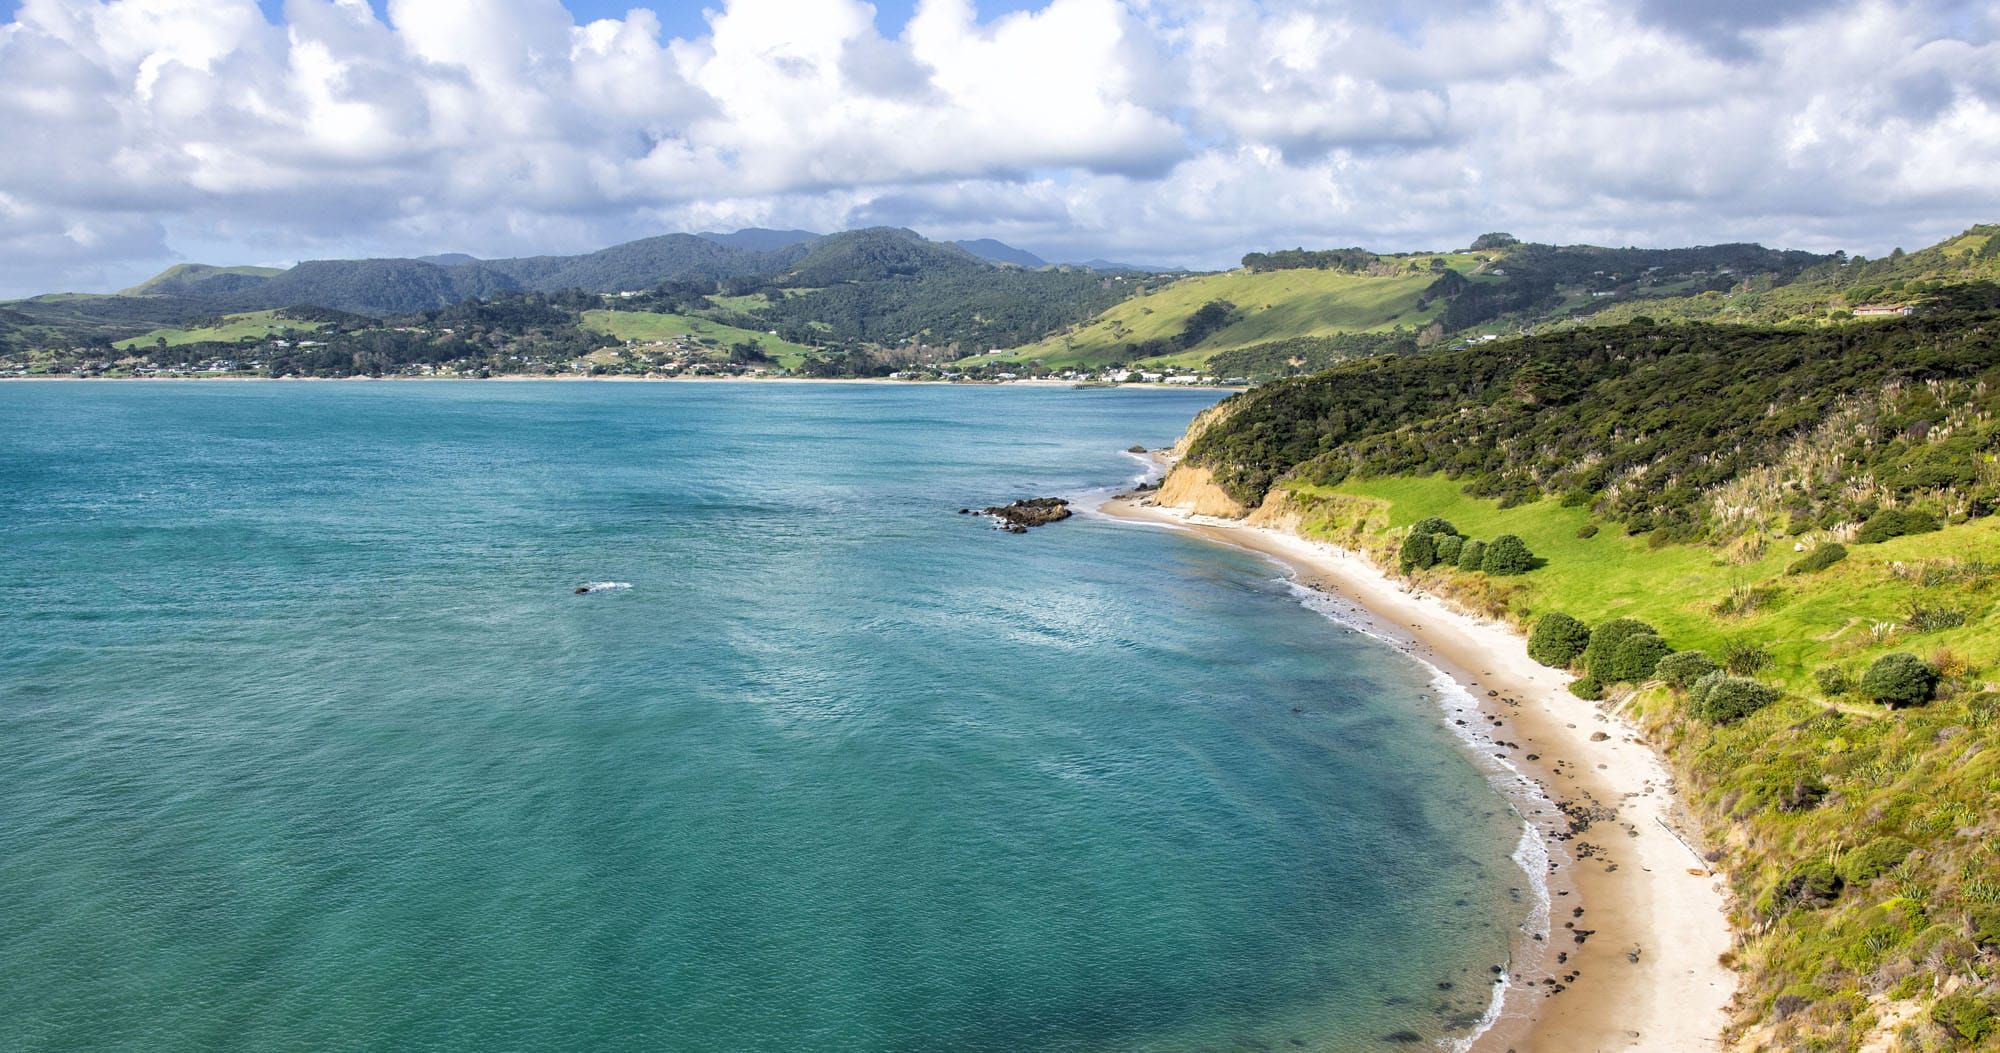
[0,381,1526,1052]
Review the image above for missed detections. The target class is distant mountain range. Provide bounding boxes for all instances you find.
[66,228,1151,318]
[17,225,1992,377]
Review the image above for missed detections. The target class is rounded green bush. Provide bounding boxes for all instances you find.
[1932,992,1997,1044]
[1786,542,1847,576]
[1657,650,1718,690]
[1856,508,1941,544]
[1398,531,1438,573]
[1693,676,1780,724]
[1583,618,1657,679]
[1839,838,1914,885]
[1456,538,1487,571]
[1720,638,1773,675]
[1431,533,1465,565]
[1527,612,1591,669]
[1409,516,1459,538]
[1812,665,1851,697]
[1482,534,1535,575]
[1860,652,1938,708]
[1972,908,2000,951]
[1568,675,1604,700]
[1772,861,1844,911]
[1604,633,1673,683]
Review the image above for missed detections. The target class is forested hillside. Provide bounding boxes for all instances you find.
[1187,301,2000,540]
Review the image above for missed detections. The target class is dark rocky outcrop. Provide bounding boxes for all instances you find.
[981,497,1072,533]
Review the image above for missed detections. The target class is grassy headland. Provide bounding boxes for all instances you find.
[993,258,1482,369]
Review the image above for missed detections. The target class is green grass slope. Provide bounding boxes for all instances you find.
[120,263,284,297]
[579,309,812,366]
[994,258,1476,368]
[113,309,323,349]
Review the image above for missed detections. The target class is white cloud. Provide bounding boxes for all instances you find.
[0,0,1995,295]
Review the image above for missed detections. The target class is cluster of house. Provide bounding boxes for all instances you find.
[1852,304,1917,317]
[886,366,1245,386]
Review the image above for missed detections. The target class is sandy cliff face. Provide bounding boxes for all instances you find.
[1153,464,1249,518]
[1155,398,1257,518]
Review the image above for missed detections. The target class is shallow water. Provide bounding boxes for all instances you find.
[0,381,1524,1051]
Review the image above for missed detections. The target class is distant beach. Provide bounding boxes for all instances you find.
[1097,485,1737,1053]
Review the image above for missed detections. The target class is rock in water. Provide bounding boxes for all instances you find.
[981,497,1073,533]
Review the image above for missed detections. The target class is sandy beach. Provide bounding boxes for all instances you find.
[1097,491,1737,1052]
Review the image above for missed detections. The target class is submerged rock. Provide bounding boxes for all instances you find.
[980,497,1073,533]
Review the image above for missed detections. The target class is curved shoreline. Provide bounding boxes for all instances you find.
[1091,492,1736,1052]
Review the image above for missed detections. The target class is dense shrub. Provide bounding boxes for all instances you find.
[1457,539,1487,571]
[1839,838,1914,885]
[1583,618,1657,678]
[1398,531,1438,573]
[1856,507,1942,544]
[1575,522,1599,539]
[1721,639,1774,676]
[1769,861,1844,912]
[1657,650,1718,690]
[1690,673,1780,724]
[1974,908,2000,952]
[1603,633,1673,683]
[1931,993,1996,1044]
[1905,605,1968,633]
[1431,533,1465,565]
[1786,542,1847,575]
[1482,534,1536,575]
[1527,612,1592,668]
[1409,516,1459,538]
[1860,652,1939,708]
[1568,675,1604,700]
[1812,666,1851,697]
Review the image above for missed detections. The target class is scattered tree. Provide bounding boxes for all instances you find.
[1410,516,1459,538]
[1856,508,1941,544]
[1720,639,1773,676]
[1583,618,1657,678]
[1859,652,1938,708]
[1657,650,1718,690]
[1398,531,1438,573]
[1812,666,1851,697]
[1603,633,1673,683]
[1482,534,1535,575]
[1689,672,1780,724]
[1786,543,1847,576]
[1527,612,1591,668]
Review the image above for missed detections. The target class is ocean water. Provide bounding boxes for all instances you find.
[0,381,1525,1052]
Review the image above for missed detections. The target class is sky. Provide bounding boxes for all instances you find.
[1,0,1997,297]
